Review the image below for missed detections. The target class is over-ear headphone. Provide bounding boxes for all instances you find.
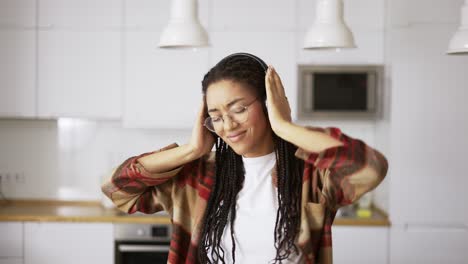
[217,52,268,73]
[215,52,270,116]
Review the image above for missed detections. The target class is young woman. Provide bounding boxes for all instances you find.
[102,53,388,264]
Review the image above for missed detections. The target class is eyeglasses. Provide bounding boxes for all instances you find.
[204,98,257,132]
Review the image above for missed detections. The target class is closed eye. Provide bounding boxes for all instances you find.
[211,116,222,122]
[232,107,247,114]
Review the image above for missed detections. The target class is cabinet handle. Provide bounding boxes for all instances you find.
[118,244,170,253]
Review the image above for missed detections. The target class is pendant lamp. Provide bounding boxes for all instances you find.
[304,0,356,50]
[158,0,209,48]
[447,0,468,55]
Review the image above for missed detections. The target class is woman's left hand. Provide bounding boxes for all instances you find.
[265,66,292,136]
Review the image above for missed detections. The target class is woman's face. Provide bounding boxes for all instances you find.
[205,79,274,157]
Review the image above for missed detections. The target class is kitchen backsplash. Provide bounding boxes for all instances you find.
[0,118,387,211]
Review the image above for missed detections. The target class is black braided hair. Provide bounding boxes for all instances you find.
[197,54,304,263]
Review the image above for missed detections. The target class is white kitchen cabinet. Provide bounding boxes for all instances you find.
[37,31,122,119]
[123,32,209,129]
[0,0,37,118]
[125,0,209,31]
[390,225,468,264]
[0,222,23,258]
[24,222,114,264]
[36,0,122,119]
[332,226,388,264]
[0,259,23,264]
[211,0,295,31]
[388,0,462,27]
[38,0,122,30]
[0,0,36,27]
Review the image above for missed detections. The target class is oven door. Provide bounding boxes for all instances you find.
[115,240,170,264]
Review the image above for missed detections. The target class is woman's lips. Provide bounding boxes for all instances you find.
[227,131,246,143]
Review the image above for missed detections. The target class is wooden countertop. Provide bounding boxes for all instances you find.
[334,206,391,227]
[0,200,390,226]
[0,200,171,224]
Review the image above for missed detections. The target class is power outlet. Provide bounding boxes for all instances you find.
[15,172,26,184]
[0,171,25,184]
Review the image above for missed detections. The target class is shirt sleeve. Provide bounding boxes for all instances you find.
[101,143,188,215]
[295,127,388,210]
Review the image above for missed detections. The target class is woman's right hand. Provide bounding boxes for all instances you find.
[188,98,215,159]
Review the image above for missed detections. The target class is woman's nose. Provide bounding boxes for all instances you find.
[223,115,237,131]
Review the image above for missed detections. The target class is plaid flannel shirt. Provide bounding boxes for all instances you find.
[102,127,388,264]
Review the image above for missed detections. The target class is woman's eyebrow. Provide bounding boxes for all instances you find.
[208,97,245,113]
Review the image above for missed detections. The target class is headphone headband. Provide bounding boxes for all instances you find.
[218,52,268,72]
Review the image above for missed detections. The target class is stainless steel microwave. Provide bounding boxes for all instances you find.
[297,64,383,120]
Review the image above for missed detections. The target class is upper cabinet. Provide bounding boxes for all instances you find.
[211,0,295,32]
[36,0,123,119]
[123,34,209,129]
[388,0,463,26]
[1,0,385,123]
[122,0,210,129]
[0,0,37,118]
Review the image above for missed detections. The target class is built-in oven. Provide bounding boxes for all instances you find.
[114,223,172,264]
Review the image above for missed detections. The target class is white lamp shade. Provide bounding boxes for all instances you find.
[447,0,468,54]
[158,0,209,48]
[304,0,356,49]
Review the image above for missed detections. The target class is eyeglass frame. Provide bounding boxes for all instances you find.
[203,97,259,132]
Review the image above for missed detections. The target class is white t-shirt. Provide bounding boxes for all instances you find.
[214,151,304,263]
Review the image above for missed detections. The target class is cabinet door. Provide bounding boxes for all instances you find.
[0,0,36,117]
[123,32,209,129]
[36,0,122,119]
[24,222,114,264]
[332,226,388,264]
[211,0,294,32]
[390,225,468,264]
[0,222,23,258]
[37,31,122,119]
[0,259,23,264]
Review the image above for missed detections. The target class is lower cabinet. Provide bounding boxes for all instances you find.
[0,259,24,264]
[390,224,468,264]
[24,222,114,264]
[0,222,23,264]
[332,226,389,264]
[3,221,391,264]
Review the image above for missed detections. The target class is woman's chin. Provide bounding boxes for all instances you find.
[225,142,250,156]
